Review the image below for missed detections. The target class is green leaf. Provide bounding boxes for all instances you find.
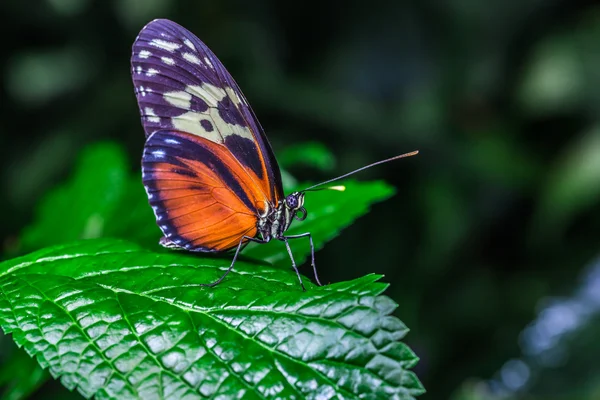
[11,143,158,396]
[0,238,423,399]
[277,142,336,172]
[19,142,159,252]
[244,180,395,267]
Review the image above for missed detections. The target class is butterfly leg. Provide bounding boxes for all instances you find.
[284,232,321,286]
[201,235,266,288]
[282,237,307,291]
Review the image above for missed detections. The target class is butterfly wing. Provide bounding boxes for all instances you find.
[131,19,282,251]
[143,130,261,252]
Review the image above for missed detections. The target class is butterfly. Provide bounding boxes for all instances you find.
[131,19,417,290]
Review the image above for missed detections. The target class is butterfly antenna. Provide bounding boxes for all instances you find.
[302,150,419,192]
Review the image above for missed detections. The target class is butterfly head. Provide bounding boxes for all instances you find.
[284,192,307,221]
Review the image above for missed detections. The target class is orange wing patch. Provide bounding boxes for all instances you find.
[142,130,269,252]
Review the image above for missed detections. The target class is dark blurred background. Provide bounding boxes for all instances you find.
[2,0,600,399]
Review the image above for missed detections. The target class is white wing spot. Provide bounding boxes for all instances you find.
[138,86,149,96]
[150,39,181,52]
[225,87,243,106]
[146,68,159,77]
[148,193,154,199]
[168,82,254,143]
[145,107,160,123]
[136,65,142,74]
[183,52,201,65]
[171,111,221,143]
[183,39,195,50]
[152,150,166,158]
[163,91,192,109]
[139,50,152,59]
[164,138,180,145]
[186,83,227,107]
[204,57,214,69]
[161,56,175,66]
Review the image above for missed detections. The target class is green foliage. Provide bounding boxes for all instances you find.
[1,142,422,398]
[277,141,336,172]
[0,238,422,399]
[20,142,159,252]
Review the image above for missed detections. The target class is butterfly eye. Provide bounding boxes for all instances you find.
[294,207,307,221]
[285,192,301,209]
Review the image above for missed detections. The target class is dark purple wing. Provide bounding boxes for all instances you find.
[131,18,283,204]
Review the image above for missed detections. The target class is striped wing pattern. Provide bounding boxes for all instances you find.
[143,131,260,251]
